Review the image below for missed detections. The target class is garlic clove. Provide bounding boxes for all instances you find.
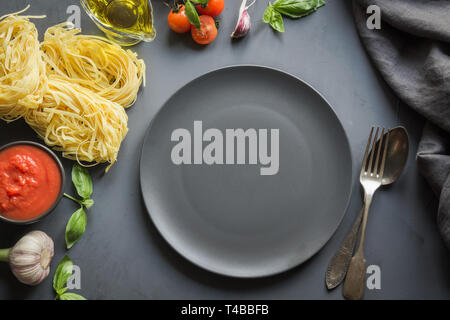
[8,231,54,286]
[231,0,256,39]
[231,10,251,39]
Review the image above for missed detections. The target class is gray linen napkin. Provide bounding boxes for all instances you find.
[352,0,450,249]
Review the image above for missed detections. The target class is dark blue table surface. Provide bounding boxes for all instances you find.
[0,0,449,299]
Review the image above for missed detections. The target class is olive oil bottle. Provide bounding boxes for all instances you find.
[80,0,156,46]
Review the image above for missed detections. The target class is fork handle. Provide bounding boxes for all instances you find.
[356,192,374,254]
[343,250,367,300]
[325,206,364,290]
[343,193,374,300]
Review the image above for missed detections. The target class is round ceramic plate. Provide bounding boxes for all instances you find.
[140,66,352,278]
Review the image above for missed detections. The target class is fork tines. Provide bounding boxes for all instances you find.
[361,126,390,178]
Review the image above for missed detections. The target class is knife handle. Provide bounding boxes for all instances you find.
[325,206,364,290]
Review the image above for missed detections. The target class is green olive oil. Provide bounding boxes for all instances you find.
[81,0,156,45]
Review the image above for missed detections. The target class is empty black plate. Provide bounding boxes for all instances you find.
[140,66,353,277]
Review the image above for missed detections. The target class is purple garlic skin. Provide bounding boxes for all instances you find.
[231,0,255,39]
[231,10,251,39]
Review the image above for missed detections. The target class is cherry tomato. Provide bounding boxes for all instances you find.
[196,0,225,18]
[168,5,191,33]
[191,15,218,45]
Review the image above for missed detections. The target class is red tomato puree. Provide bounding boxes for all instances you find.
[0,145,61,221]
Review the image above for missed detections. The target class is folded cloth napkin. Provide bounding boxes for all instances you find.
[352,0,450,249]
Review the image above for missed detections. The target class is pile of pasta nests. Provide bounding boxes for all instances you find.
[0,7,145,171]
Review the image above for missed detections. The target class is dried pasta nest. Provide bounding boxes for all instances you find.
[0,6,146,171]
[0,13,47,121]
[24,78,128,171]
[41,23,145,108]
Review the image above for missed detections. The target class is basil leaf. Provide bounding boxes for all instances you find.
[263,6,285,33]
[185,0,201,29]
[56,287,68,296]
[59,292,87,300]
[270,10,285,32]
[273,0,325,19]
[72,164,93,200]
[263,5,274,23]
[65,207,87,249]
[81,199,94,210]
[53,255,73,292]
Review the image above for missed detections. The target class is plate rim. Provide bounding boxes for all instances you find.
[139,64,354,278]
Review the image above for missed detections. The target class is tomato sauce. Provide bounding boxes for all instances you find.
[0,144,62,221]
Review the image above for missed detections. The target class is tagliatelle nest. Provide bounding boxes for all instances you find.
[0,6,146,171]
[24,78,128,171]
[0,10,47,121]
[41,23,146,108]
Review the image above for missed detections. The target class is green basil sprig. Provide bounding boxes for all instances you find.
[263,5,285,33]
[263,0,325,32]
[72,164,93,200]
[64,163,94,209]
[65,207,87,249]
[53,255,86,300]
[63,164,94,249]
[53,255,72,295]
[59,292,87,300]
[184,0,201,29]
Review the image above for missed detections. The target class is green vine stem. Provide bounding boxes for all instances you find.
[64,193,82,205]
[0,248,10,262]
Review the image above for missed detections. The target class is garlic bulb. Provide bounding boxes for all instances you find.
[0,231,54,286]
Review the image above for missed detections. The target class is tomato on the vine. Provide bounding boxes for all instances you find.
[196,0,225,18]
[167,5,191,33]
[191,15,218,45]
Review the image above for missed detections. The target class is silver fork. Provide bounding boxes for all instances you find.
[343,126,390,300]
